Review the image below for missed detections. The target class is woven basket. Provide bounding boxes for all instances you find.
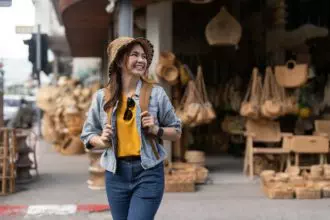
[64,112,84,136]
[42,114,62,144]
[264,183,294,199]
[171,168,197,182]
[184,150,205,164]
[311,165,323,178]
[295,187,321,199]
[165,174,195,192]
[289,176,305,187]
[323,186,330,198]
[171,162,194,170]
[274,172,289,183]
[196,167,209,184]
[286,166,300,177]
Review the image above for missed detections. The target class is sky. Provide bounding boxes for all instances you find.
[0,0,35,59]
[0,0,36,85]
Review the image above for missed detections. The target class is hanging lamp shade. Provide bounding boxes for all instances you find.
[205,7,242,46]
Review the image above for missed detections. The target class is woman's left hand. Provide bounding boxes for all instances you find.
[141,111,158,135]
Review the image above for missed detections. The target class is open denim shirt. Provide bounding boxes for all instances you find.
[80,80,182,173]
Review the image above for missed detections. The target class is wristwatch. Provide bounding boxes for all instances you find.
[156,127,164,138]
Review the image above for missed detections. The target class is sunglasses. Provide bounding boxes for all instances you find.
[123,97,135,121]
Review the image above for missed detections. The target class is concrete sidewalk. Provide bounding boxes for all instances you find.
[1,140,330,219]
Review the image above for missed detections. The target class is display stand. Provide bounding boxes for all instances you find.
[0,128,17,195]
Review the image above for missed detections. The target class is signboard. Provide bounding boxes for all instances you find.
[0,0,11,7]
[15,25,34,34]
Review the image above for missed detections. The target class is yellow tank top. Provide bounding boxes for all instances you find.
[116,95,141,157]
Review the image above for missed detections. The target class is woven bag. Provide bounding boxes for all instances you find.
[261,67,283,118]
[194,66,216,125]
[275,60,308,88]
[240,68,262,119]
[176,80,205,126]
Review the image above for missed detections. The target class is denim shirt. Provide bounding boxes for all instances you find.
[80,80,182,173]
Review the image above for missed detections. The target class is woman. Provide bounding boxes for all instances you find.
[80,37,182,220]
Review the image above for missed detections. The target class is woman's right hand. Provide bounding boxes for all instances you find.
[99,124,113,147]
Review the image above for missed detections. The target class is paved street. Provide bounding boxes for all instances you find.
[1,140,330,219]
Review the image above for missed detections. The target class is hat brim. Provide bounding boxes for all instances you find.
[108,37,154,74]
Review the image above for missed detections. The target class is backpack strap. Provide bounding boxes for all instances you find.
[103,88,113,125]
[140,82,160,160]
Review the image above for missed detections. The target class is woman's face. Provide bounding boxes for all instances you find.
[124,44,147,76]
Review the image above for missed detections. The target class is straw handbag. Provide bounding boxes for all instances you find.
[205,7,242,46]
[260,67,283,118]
[194,66,216,125]
[176,80,202,125]
[275,60,308,88]
[240,68,262,119]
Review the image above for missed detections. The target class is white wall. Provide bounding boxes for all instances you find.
[33,0,64,36]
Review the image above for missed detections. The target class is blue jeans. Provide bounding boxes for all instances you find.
[105,159,164,220]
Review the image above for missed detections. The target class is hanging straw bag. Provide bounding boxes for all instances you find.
[176,80,202,125]
[240,68,262,119]
[261,67,283,118]
[205,7,242,46]
[194,66,216,125]
[274,60,308,88]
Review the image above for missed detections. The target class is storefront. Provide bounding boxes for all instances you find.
[54,0,330,190]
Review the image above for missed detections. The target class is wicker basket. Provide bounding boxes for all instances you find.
[289,176,305,188]
[322,186,330,198]
[171,167,197,182]
[165,174,195,192]
[295,187,321,199]
[286,166,300,177]
[196,167,209,184]
[64,112,84,136]
[274,172,289,183]
[265,185,294,199]
[184,150,205,165]
[311,165,323,178]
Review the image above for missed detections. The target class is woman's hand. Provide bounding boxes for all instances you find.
[99,124,113,146]
[141,111,158,135]
[89,124,113,149]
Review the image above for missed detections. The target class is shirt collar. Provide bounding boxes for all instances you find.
[134,78,142,97]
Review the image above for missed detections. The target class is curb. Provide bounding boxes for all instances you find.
[0,204,110,216]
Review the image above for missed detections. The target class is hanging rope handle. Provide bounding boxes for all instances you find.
[243,67,258,102]
[196,65,210,104]
[261,67,270,103]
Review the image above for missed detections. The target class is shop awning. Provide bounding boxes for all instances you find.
[59,0,182,57]
[59,0,112,57]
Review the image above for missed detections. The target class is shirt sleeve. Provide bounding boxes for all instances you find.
[80,90,103,149]
[157,87,182,133]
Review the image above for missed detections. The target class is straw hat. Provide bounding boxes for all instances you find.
[107,37,154,74]
[156,52,179,85]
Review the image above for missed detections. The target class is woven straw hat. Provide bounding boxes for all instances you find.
[107,37,154,74]
[156,52,179,85]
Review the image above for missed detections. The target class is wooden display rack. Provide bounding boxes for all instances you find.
[0,128,17,196]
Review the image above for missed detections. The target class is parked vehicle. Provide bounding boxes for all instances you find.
[3,95,36,125]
